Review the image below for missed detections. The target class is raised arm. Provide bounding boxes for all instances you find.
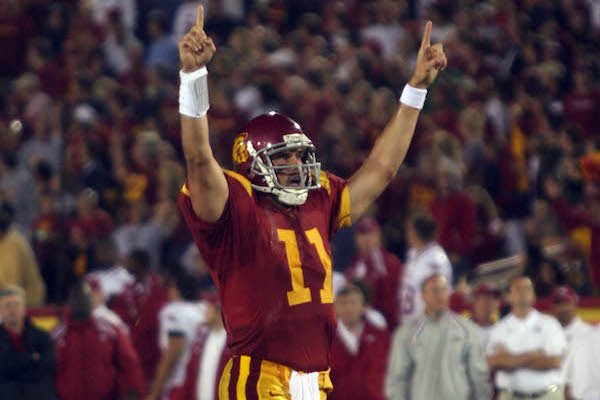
[348,22,447,221]
[178,5,227,223]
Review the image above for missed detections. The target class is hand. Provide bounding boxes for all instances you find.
[178,5,216,73]
[409,21,447,89]
[544,176,562,200]
[493,344,509,355]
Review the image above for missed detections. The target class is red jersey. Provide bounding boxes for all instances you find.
[329,320,390,400]
[111,273,168,382]
[178,170,351,372]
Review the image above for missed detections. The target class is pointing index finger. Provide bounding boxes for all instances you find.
[421,20,432,49]
[195,4,205,30]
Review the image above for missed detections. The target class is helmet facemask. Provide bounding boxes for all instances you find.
[248,133,321,205]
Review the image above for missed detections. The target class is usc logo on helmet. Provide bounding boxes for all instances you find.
[233,132,249,164]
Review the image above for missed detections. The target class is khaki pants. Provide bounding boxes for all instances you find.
[499,387,564,400]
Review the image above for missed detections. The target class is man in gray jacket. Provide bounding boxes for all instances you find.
[385,274,492,400]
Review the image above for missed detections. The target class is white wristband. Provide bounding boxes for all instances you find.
[179,67,210,118]
[400,84,427,110]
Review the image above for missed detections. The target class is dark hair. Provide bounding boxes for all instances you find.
[337,281,370,305]
[93,238,117,269]
[173,272,200,301]
[409,212,437,242]
[68,281,92,320]
[129,249,151,273]
[0,202,15,233]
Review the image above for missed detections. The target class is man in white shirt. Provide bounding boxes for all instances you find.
[180,291,229,400]
[550,285,593,346]
[147,272,205,400]
[563,327,600,400]
[400,212,452,325]
[487,276,567,400]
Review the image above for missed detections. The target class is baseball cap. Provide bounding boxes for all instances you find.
[473,282,501,298]
[551,285,578,303]
[355,217,380,234]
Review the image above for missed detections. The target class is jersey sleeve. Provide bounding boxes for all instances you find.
[321,171,352,236]
[177,170,256,270]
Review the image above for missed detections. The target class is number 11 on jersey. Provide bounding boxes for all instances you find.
[277,228,334,306]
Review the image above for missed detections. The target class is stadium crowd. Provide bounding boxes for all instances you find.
[0,0,599,399]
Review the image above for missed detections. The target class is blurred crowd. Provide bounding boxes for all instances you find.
[0,0,600,399]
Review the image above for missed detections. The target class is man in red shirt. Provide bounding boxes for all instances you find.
[563,69,600,140]
[330,284,390,400]
[345,217,402,328]
[53,282,144,400]
[176,6,446,398]
[430,158,477,268]
[111,249,167,384]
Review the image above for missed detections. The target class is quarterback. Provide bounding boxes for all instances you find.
[176,6,446,400]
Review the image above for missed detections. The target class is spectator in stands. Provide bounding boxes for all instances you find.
[471,282,502,350]
[145,10,178,72]
[16,95,62,173]
[562,69,600,140]
[111,249,168,384]
[345,217,403,328]
[545,156,600,291]
[0,285,56,400]
[180,291,229,400]
[113,200,164,269]
[386,274,491,400]
[487,276,566,400]
[0,202,45,307]
[400,212,452,325]
[53,282,144,400]
[31,191,61,303]
[172,0,201,42]
[0,152,38,232]
[330,283,390,400]
[147,272,204,400]
[430,157,477,273]
[69,188,114,244]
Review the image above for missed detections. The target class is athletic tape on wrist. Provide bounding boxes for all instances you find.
[400,84,427,110]
[179,67,210,118]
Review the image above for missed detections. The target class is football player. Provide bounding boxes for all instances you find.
[176,6,447,399]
